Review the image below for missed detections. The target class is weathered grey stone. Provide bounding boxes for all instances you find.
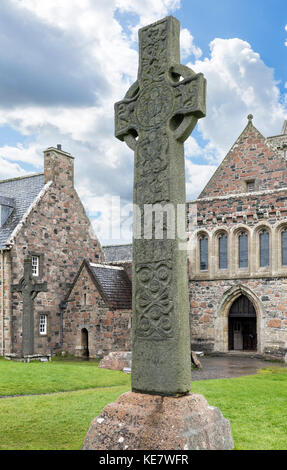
[11,257,47,356]
[115,15,206,396]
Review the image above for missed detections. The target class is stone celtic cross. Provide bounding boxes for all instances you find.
[115,16,206,395]
[12,258,47,356]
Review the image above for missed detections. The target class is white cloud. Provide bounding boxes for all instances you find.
[0,157,28,180]
[116,0,180,32]
[185,160,216,200]
[0,143,42,167]
[184,136,202,158]
[187,38,287,163]
[180,28,202,59]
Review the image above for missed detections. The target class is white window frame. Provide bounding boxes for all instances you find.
[39,315,47,335]
[32,256,39,276]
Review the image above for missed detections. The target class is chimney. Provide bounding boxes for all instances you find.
[43,145,74,187]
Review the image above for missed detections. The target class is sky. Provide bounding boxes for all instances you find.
[0,0,286,245]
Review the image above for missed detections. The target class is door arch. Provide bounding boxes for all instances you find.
[228,295,257,351]
[214,284,264,353]
[81,328,89,358]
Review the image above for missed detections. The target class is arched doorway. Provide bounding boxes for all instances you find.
[228,295,257,351]
[81,328,89,358]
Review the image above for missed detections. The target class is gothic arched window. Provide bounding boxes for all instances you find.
[238,232,248,268]
[282,228,287,266]
[219,233,228,269]
[259,230,269,267]
[199,236,208,271]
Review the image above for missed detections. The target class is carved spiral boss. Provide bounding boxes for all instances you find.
[115,16,206,395]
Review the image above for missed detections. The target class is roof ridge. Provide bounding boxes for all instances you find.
[0,172,43,185]
[89,262,124,270]
[102,243,132,247]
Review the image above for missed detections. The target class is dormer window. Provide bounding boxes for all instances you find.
[0,196,15,227]
[32,256,39,276]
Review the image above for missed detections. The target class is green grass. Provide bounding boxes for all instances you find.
[0,386,129,450]
[191,367,287,450]
[0,359,287,450]
[0,357,130,396]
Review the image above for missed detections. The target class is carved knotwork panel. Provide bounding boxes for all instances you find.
[135,129,169,204]
[135,260,174,340]
[139,19,168,84]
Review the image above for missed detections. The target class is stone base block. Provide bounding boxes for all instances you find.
[98,351,131,371]
[82,391,234,450]
[4,353,51,363]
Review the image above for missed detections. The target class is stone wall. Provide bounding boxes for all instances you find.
[62,264,131,358]
[188,188,287,281]
[199,121,287,198]
[0,250,12,355]
[189,278,287,358]
[8,148,104,356]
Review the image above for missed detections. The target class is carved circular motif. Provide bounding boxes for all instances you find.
[160,316,172,332]
[136,84,174,129]
[150,279,160,293]
[157,265,169,281]
[139,317,150,331]
[138,267,152,283]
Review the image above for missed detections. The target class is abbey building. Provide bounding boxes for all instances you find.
[188,116,287,359]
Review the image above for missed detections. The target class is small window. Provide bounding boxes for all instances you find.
[238,232,248,268]
[32,256,39,276]
[246,180,255,192]
[199,236,208,271]
[219,234,228,269]
[282,229,287,266]
[259,230,269,267]
[39,315,47,335]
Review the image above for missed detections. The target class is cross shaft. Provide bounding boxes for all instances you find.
[12,258,47,356]
[115,16,206,395]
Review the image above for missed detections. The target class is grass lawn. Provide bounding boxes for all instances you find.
[0,359,287,450]
[0,386,129,450]
[192,367,287,450]
[0,357,130,396]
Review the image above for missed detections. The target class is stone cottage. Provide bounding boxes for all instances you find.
[62,260,132,358]
[0,145,104,359]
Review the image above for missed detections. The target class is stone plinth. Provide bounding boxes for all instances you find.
[98,351,131,371]
[82,391,234,450]
[4,353,51,363]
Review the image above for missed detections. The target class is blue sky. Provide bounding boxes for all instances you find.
[179,0,286,84]
[0,0,286,243]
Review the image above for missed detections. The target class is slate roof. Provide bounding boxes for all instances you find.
[102,244,132,263]
[0,173,45,249]
[89,263,132,310]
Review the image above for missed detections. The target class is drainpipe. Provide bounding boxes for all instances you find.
[59,301,67,348]
[1,250,4,356]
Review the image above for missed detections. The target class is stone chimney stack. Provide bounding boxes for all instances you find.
[44,146,74,187]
